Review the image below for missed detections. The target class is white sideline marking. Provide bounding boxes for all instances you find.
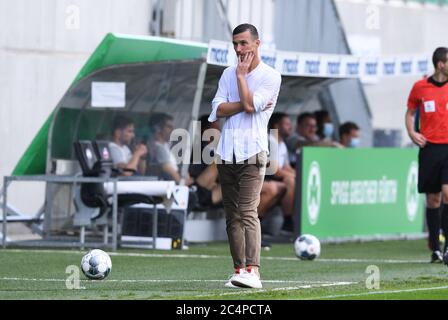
[317,258,428,264]
[1,249,429,264]
[307,285,448,300]
[0,277,345,285]
[188,282,356,298]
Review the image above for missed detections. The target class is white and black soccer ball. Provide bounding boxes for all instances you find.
[81,249,112,280]
[294,234,321,260]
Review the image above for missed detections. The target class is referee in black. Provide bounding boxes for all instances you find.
[405,47,448,263]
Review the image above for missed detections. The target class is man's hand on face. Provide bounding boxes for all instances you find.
[135,143,148,157]
[237,51,254,77]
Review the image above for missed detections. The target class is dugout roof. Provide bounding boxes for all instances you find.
[11,33,339,175]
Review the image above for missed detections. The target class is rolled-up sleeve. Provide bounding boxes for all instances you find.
[253,73,282,112]
[209,73,228,122]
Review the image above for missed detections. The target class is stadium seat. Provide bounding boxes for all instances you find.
[92,140,137,176]
[73,140,163,221]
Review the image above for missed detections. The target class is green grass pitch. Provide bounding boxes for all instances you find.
[1,239,448,300]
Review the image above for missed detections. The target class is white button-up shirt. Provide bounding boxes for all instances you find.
[208,61,282,162]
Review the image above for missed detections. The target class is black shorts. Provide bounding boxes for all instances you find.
[418,143,448,193]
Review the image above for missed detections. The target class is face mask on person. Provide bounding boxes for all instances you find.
[349,137,361,148]
[323,123,334,138]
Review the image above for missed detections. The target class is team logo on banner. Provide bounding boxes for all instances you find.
[307,161,321,225]
[406,161,419,222]
[207,40,431,80]
[261,54,276,69]
[208,43,232,66]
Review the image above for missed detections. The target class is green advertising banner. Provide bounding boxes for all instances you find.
[299,148,424,239]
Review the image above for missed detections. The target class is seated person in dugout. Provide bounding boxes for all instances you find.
[262,112,296,232]
[339,121,361,148]
[314,110,338,143]
[286,112,342,166]
[108,115,148,176]
[147,113,222,208]
[147,113,189,184]
[188,115,223,208]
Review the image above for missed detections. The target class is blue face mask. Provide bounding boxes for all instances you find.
[323,123,334,138]
[349,137,361,148]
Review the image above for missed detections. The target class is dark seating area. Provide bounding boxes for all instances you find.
[73,140,163,221]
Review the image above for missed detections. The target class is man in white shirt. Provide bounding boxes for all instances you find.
[208,24,282,289]
[109,116,147,176]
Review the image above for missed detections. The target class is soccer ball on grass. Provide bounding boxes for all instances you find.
[81,249,112,280]
[294,234,321,260]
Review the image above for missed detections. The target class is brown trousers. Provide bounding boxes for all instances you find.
[217,151,267,269]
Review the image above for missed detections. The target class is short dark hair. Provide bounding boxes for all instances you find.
[339,121,360,137]
[148,113,173,133]
[232,23,259,40]
[112,115,134,133]
[297,112,316,126]
[269,112,289,130]
[314,110,330,125]
[314,110,331,138]
[432,47,448,69]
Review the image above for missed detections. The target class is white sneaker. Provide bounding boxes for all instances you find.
[224,280,239,288]
[231,267,262,289]
[224,269,243,288]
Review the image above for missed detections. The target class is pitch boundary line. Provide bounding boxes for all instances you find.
[0,277,346,285]
[186,282,357,298]
[306,285,448,300]
[1,249,429,264]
